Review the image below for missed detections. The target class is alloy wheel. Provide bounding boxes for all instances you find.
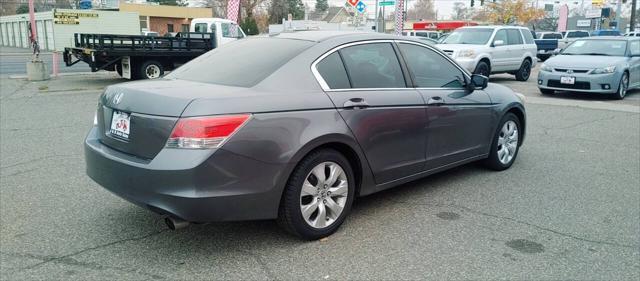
[299,161,348,229]
[497,120,519,165]
[620,74,628,98]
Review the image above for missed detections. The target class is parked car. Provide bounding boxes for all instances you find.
[537,37,640,99]
[85,32,527,240]
[437,25,537,81]
[534,32,563,61]
[558,30,590,49]
[624,31,640,37]
[403,30,441,40]
[141,31,159,37]
[591,29,622,36]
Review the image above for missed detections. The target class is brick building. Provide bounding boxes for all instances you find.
[119,2,212,35]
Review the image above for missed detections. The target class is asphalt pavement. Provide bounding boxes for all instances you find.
[0,70,639,280]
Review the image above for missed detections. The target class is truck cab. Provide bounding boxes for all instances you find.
[191,18,246,46]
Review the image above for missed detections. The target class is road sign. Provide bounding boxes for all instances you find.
[585,8,602,18]
[347,0,358,7]
[576,19,592,27]
[356,1,366,13]
[380,1,395,6]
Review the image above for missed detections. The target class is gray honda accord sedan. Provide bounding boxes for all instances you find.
[86,31,526,240]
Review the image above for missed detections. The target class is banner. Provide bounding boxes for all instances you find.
[394,0,404,35]
[227,0,240,23]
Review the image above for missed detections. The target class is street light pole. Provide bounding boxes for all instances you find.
[615,0,622,31]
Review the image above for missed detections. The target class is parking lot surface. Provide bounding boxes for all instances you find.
[1,68,639,280]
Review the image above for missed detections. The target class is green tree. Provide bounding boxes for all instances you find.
[315,0,329,13]
[268,0,305,24]
[240,17,259,35]
[16,4,30,14]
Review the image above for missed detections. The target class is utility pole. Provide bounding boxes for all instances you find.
[631,0,638,31]
[615,0,622,31]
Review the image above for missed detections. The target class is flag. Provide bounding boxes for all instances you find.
[227,0,240,23]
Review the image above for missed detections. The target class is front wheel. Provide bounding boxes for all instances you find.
[277,149,355,240]
[484,113,521,171]
[612,72,629,100]
[474,61,491,77]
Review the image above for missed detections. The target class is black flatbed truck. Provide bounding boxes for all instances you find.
[63,32,216,79]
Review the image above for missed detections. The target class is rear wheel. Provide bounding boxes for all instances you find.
[612,72,629,100]
[515,59,532,81]
[474,61,491,77]
[277,149,355,240]
[484,113,521,171]
[115,61,123,77]
[138,60,164,79]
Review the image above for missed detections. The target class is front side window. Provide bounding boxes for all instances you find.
[507,29,523,45]
[493,30,508,45]
[316,52,350,89]
[399,43,465,88]
[339,43,406,88]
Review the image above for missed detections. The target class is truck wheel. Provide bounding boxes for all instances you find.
[474,61,490,77]
[139,60,164,79]
[515,59,532,81]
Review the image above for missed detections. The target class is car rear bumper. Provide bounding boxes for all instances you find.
[537,70,621,94]
[85,127,286,222]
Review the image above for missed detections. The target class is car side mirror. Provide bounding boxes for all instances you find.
[493,40,505,47]
[467,74,488,92]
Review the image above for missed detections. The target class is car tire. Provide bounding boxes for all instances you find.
[484,113,521,171]
[138,60,164,80]
[474,61,491,77]
[539,88,554,95]
[277,149,355,240]
[515,59,532,81]
[612,72,629,100]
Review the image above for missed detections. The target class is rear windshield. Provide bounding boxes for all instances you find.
[542,33,563,39]
[167,38,313,87]
[566,31,589,38]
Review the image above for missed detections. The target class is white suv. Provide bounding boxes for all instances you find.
[436,26,537,81]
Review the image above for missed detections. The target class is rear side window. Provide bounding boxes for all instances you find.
[339,43,406,88]
[507,29,523,45]
[494,30,508,44]
[167,38,312,87]
[316,53,350,89]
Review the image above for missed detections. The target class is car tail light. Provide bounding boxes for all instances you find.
[166,114,251,149]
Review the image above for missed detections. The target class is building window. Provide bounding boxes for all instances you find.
[139,16,147,30]
[167,24,174,33]
[182,24,189,33]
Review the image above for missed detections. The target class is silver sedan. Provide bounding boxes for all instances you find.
[537,37,640,99]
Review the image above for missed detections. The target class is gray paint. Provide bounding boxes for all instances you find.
[85,31,526,222]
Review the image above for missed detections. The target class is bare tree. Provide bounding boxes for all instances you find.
[452,2,471,20]
[406,0,436,21]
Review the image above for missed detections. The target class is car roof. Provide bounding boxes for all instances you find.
[269,31,399,42]
[460,25,529,30]
[579,36,637,41]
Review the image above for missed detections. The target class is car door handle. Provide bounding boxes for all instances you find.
[427,96,444,106]
[343,98,369,109]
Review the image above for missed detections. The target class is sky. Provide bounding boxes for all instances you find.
[303,0,630,20]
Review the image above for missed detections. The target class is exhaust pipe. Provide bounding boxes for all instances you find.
[165,216,189,230]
